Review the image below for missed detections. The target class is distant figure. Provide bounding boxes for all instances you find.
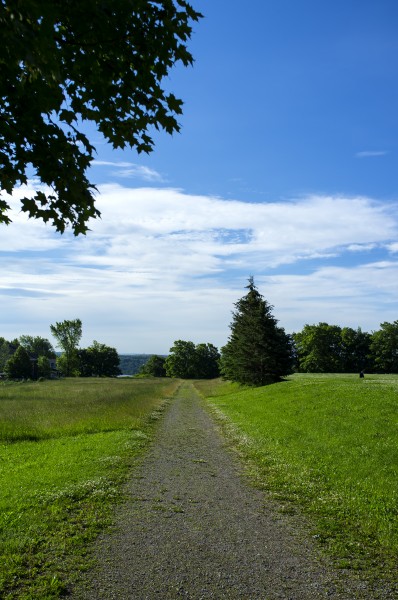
[359,370,365,378]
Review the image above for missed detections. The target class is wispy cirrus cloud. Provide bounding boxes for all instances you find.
[355,150,388,158]
[347,243,377,252]
[92,161,165,182]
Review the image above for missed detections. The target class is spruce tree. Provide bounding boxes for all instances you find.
[220,277,293,386]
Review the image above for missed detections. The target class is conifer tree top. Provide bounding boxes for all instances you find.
[220,277,293,386]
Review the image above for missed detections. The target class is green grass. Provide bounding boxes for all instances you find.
[195,374,398,580]
[0,377,180,599]
[0,377,178,441]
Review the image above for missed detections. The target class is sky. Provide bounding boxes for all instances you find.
[2,0,398,354]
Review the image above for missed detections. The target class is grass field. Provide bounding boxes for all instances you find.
[2,374,397,597]
[0,377,180,599]
[195,374,398,581]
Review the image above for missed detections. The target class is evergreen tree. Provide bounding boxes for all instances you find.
[220,278,293,386]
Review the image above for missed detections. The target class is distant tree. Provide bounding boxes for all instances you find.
[370,321,398,373]
[165,340,220,379]
[37,355,51,379]
[293,323,343,373]
[139,355,167,377]
[4,346,32,379]
[0,1,201,234]
[19,335,55,358]
[77,348,93,378]
[0,337,12,371]
[220,278,293,386]
[50,318,82,376]
[194,343,220,379]
[78,341,121,377]
[340,326,372,372]
[165,340,197,378]
[56,352,80,377]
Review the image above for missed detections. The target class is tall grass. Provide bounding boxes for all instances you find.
[0,377,178,441]
[195,374,398,578]
[0,377,180,599]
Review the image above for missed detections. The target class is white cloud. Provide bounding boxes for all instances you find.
[1,184,398,352]
[355,150,388,158]
[0,185,68,251]
[260,261,398,333]
[92,161,164,182]
[81,186,397,273]
[347,243,377,252]
[387,242,398,253]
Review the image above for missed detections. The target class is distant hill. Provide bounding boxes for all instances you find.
[118,354,155,376]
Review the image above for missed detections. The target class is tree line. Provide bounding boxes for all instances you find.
[293,321,398,374]
[2,281,397,385]
[0,319,120,379]
[141,278,294,385]
[141,279,398,385]
[140,341,221,379]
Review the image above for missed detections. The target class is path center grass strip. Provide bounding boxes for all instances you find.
[0,377,180,599]
[195,374,398,580]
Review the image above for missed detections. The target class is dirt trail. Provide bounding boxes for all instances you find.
[72,382,372,599]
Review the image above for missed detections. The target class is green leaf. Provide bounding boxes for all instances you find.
[0,0,202,234]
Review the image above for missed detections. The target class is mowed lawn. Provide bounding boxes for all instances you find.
[195,374,398,579]
[0,377,180,600]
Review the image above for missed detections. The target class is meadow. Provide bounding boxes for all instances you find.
[0,377,180,599]
[194,373,398,581]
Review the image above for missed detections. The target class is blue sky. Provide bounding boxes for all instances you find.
[2,0,398,353]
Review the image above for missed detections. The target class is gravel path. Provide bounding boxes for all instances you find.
[72,382,381,599]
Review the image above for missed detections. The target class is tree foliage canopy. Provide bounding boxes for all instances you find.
[78,340,121,377]
[165,340,220,379]
[340,326,371,373]
[50,318,82,376]
[370,320,398,373]
[37,354,51,378]
[293,323,344,373]
[220,278,293,386]
[18,335,55,358]
[0,337,12,371]
[4,345,32,379]
[165,340,197,378]
[194,343,221,379]
[0,0,201,234]
[293,323,373,373]
[139,354,167,377]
